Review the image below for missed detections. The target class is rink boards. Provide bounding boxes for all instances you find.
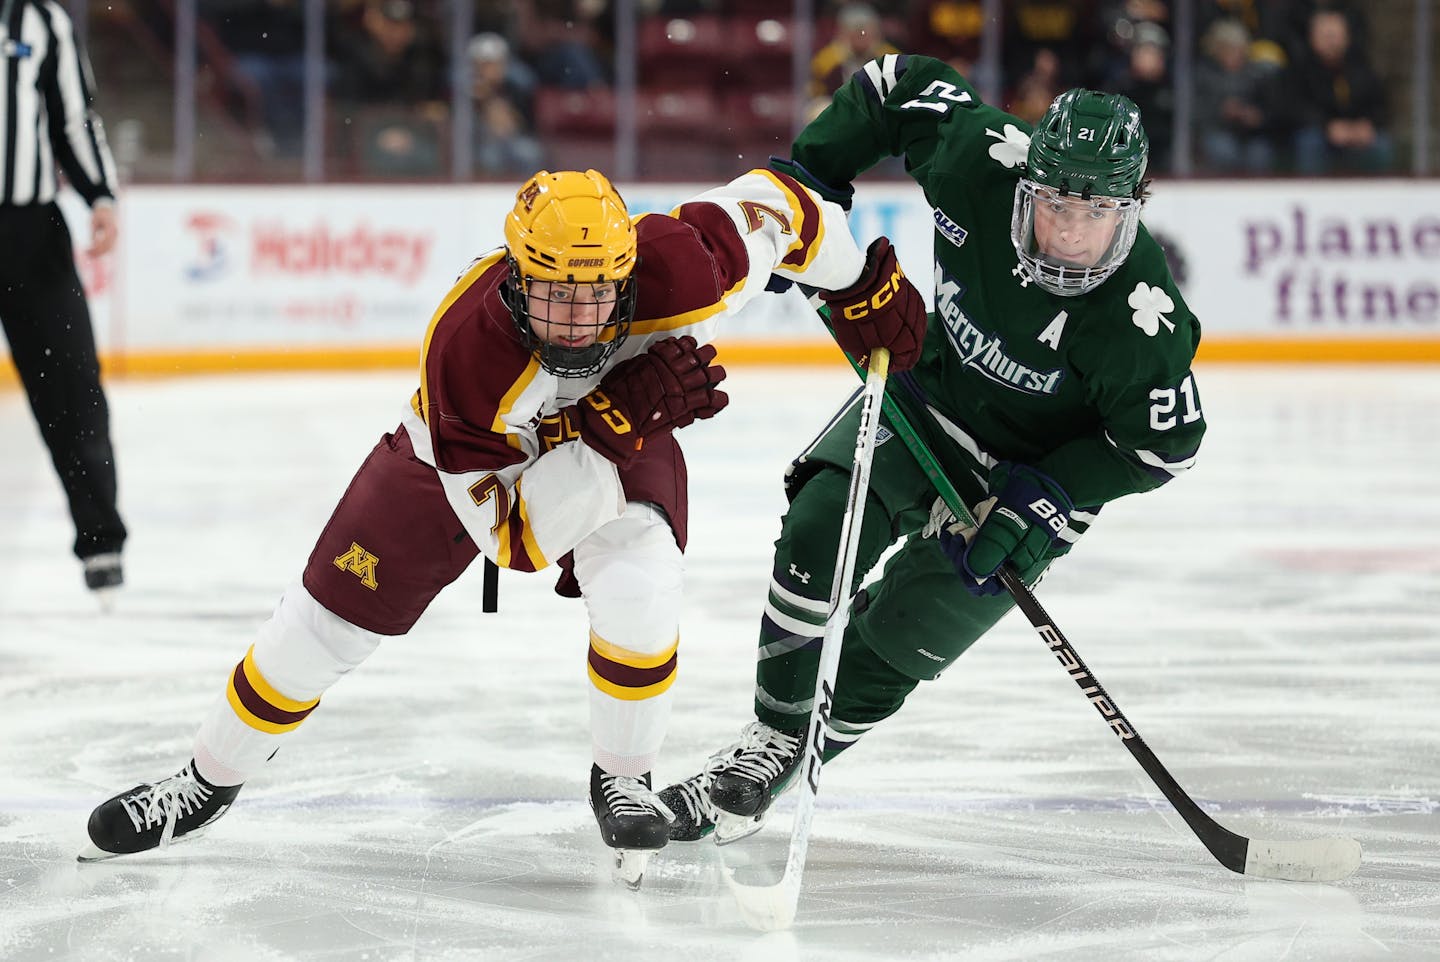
[4,178,1440,388]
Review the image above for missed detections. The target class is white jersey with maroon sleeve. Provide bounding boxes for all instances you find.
[398,168,865,571]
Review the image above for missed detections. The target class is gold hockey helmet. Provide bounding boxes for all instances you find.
[504,169,638,283]
[501,170,639,377]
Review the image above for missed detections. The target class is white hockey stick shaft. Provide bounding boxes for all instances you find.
[729,348,890,930]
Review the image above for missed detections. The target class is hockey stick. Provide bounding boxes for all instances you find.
[824,317,1361,883]
[482,558,499,613]
[723,347,891,931]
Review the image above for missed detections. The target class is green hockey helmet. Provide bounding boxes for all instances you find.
[1011,89,1150,296]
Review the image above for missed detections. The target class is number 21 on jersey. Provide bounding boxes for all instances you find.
[901,80,973,114]
[1149,375,1201,430]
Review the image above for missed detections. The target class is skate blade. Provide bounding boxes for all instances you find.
[76,824,211,863]
[611,849,653,890]
[76,841,121,863]
[713,811,767,846]
[93,587,119,614]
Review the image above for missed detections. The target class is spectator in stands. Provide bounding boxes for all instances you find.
[907,0,983,76]
[332,0,446,106]
[1092,0,1167,89]
[517,0,611,89]
[331,0,448,175]
[1281,7,1391,173]
[1113,20,1173,173]
[1193,18,1279,173]
[1225,0,1370,65]
[1008,48,1064,125]
[810,5,900,100]
[201,0,308,157]
[1003,0,1095,92]
[1198,0,1304,59]
[468,33,546,177]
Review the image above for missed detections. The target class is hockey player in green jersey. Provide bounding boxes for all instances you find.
[658,56,1206,843]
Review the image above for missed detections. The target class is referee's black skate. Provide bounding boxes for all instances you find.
[82,552,124,611]
[78,760,242,862]
[589,765,674,889]
[707,721,804,844]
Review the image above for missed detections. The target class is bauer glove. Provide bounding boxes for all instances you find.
[576,335,729,469]
[935,462,1073,597]
[821,237,927,372]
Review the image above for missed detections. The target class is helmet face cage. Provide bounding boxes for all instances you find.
[1011,180,1143,297]
[1011,88,1149,296]
[500,169,640,378]
[502,260,637,378]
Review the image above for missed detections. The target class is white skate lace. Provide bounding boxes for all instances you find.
[727,721,802,786]
[668,752,733,825]
[602,775,676,822]
[119,765,213,849]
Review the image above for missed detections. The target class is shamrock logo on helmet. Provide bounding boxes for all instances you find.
[1128,282,1176,336]
[986,125,1031,168]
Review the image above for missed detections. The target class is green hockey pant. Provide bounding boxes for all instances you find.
[753,397,1055,759]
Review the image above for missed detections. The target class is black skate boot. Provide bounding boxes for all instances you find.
[708,721,804,844]
[82,552,124,611]
[589,764,674,889]
[657,747,744,842]
[78,760,242,862]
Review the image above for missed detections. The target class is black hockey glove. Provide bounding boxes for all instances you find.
[576,335,728,469]
[821,237,927,372]
[935,462,1073,597]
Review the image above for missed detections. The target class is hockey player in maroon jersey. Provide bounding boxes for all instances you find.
[77,168,927,886]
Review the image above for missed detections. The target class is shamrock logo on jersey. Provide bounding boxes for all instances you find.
[985,125,1031,168]
[1128,282,1176,336]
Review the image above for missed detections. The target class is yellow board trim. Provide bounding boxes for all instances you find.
[589,631,679,670]
[1192,338,1440,363]
[8,336,1440,391]
[587,663,678,701]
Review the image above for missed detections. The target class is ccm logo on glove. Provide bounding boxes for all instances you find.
[836,262,906,320]
[821,237,927,371]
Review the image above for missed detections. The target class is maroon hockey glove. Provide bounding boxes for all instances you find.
[821,237,927,371]
[577,335,729,468]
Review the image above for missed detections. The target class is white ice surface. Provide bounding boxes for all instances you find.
[2,365,1438,961]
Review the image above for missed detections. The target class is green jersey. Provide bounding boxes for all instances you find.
[787,55,1205,511]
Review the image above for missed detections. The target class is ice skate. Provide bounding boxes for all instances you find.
[656,746,744,842]
[77,760,241,862]
[589,764,674,890]
[82,552,123,611]
[708,721,804,844]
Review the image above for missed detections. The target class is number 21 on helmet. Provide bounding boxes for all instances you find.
[1011,89,1150,297]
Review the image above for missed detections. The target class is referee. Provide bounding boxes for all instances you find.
[1,0,125,598]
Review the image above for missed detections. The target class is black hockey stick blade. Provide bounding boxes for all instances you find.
[996,565,1362,883]
[482,559,499,613]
